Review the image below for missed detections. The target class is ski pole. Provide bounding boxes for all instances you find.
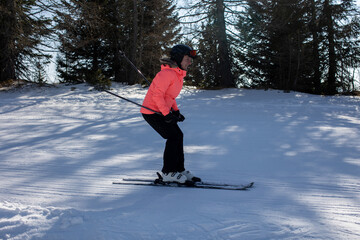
[102,49,161,115]
[119,50,151,86]
[103,89,161,115]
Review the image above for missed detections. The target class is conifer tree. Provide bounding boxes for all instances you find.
[55,0,180,86]
[0,0,52,83]
[179,0,241,88]
[236,0,360,94]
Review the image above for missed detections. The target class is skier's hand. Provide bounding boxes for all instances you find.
[173,110,185,122]
[164,112,178,124]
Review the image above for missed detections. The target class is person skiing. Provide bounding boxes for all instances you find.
[140,44,201,184]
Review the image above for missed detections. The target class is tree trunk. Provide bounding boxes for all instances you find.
[128,0,138,85]
[0,0,16,82]
[215,0,234,88]
[310,0,321,94]
[324,0,337,94]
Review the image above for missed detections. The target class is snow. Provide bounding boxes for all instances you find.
[0,83,359,240]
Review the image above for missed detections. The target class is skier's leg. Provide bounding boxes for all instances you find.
[142,114,184,173]
[174,124,185,172]
[163,125,184,173]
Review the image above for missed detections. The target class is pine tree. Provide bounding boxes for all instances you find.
[321,0,360,94]
[33,60,48,85]
[236,0,360,94]
[55,0,180,86]
[124,0,180,84]
[191,21,220,88]
[0,0,52,83]
[179,0,240,88]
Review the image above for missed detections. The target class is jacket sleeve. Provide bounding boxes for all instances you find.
[171,100,179,111]
[151,70,176,116]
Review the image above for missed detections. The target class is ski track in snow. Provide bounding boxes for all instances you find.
[0,83,360,240]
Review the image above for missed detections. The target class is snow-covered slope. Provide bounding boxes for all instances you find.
[0,83,359,239]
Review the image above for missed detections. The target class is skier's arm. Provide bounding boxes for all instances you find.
[151,70,176,116]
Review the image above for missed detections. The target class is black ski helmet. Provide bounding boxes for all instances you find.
[170,44,196,69]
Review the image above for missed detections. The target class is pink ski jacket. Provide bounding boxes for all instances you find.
[140,64,186,116]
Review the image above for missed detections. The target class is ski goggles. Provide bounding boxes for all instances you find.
[188,50,197,58]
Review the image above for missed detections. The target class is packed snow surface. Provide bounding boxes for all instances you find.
[0,83,359,240]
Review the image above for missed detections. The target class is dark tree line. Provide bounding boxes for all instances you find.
[55,0,180,89]
[181,0,359,94]
[236,0,360,94]
[1,0,359,94]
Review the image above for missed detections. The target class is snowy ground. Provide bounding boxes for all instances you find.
[0,83,359,240]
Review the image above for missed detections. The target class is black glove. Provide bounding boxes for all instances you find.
[173,110,185,122]
[164,112,178,124]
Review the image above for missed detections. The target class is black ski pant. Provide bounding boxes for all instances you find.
[142,113,185,173]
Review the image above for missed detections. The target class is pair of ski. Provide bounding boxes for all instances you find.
[113,172,254,191]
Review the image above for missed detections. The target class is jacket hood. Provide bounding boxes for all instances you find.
[160,57,178,68]
[160,61,187,78]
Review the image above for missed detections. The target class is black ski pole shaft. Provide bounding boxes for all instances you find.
[119,50,151,86]
[102,49,160,115]
[103,89,161,115]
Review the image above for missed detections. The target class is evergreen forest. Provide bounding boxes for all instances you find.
[1,0,360,94]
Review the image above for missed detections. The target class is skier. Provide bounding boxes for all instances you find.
[140,44,200,184]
